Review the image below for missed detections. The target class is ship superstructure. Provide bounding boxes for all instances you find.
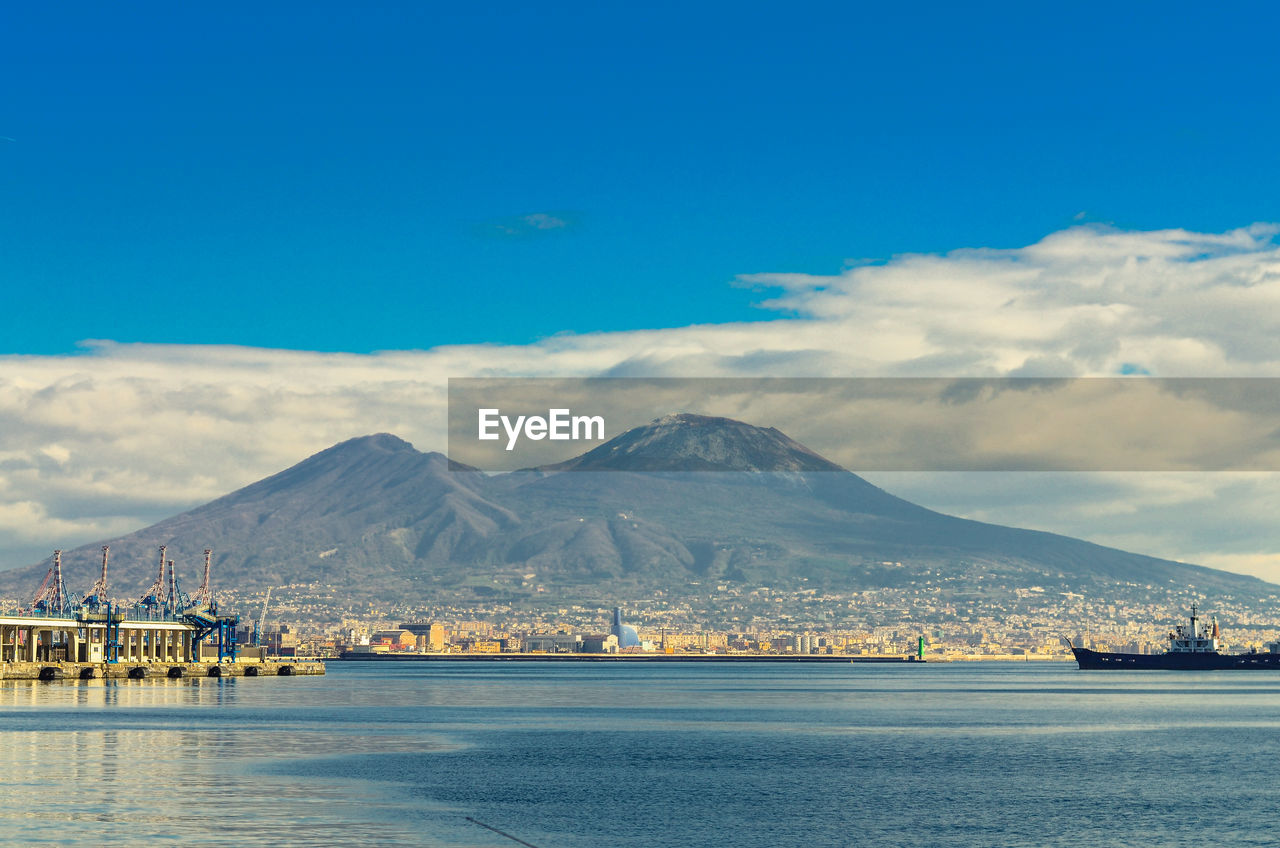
[1167,604,1221,654]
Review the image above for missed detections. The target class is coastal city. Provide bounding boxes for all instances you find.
[7,5,1280,847]
[221,577,1280,661]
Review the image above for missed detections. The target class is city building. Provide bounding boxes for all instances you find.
[581,634,619,653]
[398,621,447,651]
[369,629,416,651]
[610,608,640,649]
[523,634,582,653]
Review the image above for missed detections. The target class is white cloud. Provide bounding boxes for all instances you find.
[480,211,578,238]
[4,223,1280,579]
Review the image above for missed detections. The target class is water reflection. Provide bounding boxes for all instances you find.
[7,663,1280,847]
[0,671,467,847]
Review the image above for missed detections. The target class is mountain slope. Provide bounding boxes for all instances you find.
[0,434,518,602]
[0,417,1269,608]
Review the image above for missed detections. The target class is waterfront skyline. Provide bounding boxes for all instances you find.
[5,5,1280,583]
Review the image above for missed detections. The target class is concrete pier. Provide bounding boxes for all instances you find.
[1,658,325,680]
[0,609,323,680]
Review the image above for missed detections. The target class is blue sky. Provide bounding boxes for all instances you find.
[8,4,1280,581]
[4,3,1279,354]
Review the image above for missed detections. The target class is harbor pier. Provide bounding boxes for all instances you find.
[1,546,324,681]
[1,611,197,665]
[0,610,325,680]
[1,657,325,680]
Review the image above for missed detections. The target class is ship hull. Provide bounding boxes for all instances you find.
[1072,646,1280,670]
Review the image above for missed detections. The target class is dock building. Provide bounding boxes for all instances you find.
[1,546,322,679]
[1,609,198,664]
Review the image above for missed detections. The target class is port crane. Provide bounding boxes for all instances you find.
[192,549,213,608]
[253,586,272,647]
[29,549,70,615]
[24,545,240,663]
[81,546,112,610]
[137,546,168,612]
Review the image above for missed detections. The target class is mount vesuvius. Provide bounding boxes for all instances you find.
[0,414,1267,608]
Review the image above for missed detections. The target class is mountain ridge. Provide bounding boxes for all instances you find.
[0,416,1269,609]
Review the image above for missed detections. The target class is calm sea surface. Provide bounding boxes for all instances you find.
[4,661,1280,847]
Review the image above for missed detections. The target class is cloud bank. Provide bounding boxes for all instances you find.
[5,224,1280,580]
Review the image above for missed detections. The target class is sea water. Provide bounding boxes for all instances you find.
[3,662,1280,847]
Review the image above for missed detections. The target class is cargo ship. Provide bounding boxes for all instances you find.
[1072,605,1280,669]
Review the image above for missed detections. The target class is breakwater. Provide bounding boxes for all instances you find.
[339,652,919,663]
[1,658,325,680]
